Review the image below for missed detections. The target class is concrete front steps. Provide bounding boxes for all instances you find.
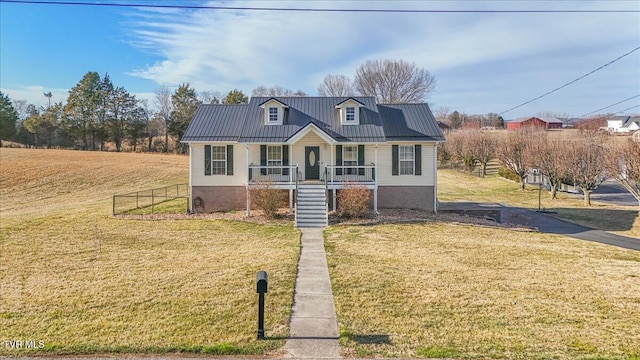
[295,184,328,228]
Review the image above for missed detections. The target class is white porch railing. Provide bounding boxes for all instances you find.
[325,165,376,184]
[248,165,299,185]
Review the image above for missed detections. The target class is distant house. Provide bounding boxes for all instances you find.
[607,116,640,134]
[181,96,445,227]
[506,116,564,131]
[437,121,452,131]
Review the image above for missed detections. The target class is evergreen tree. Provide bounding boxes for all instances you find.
[0,92,18,146]
[222,89,248,104]
[63,71,101,149]
[169,83,200,153]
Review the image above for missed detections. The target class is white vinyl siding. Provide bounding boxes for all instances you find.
[191,144,245,186]
[377,143,436,186]
[291,131,330,180]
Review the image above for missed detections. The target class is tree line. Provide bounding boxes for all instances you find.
[439,125,640,207]
[0,59,438,152]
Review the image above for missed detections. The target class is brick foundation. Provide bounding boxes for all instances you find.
[192,186,246,213]
[377,186,435,211]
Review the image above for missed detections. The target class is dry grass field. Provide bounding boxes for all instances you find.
[438,168,640,238]
[0,148,299,355]
[325,223,640,360]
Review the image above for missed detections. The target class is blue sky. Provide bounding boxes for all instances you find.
[1,0,639,119]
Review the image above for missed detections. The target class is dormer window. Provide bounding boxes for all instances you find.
[268,107,279,122]
[259,98,288,125]
[336,98,363,125]
[345,107,355,122]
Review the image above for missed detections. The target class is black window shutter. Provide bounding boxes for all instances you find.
[358,144,365,175]
[260,145,267,175]
[205,145,212,176]
[282,145,289,176]
[415,145,422,176]
[336,145,343,176]
[392,145,399,176]
[226,145,233,176]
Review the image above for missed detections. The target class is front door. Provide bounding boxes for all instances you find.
[305,146,320,180]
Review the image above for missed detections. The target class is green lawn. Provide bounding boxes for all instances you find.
[0,148,299,355]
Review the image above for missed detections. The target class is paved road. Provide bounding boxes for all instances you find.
[568,180,638,207]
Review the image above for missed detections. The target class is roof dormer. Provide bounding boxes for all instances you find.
[335,98,364,125]
[259,98,289,125]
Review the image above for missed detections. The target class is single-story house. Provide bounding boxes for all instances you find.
[181,96,445,227]
[607,115,640,134]
[506,116,563,131]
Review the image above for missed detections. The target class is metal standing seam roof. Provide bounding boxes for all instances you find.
[621,116,640,128]
[182,96,445,143]
[182,104,247,142]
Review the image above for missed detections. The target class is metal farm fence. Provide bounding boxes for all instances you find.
[112,183,189,215]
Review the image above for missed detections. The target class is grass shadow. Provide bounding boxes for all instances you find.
[551,207,639,232]
[345,334,392,345]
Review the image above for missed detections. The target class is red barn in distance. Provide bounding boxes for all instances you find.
[506,116,564,131]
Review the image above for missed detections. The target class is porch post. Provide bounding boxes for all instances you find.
[246,186,251,217]
[374,144,378,214]
[188,144,193,213]
[246,146,250,217]
[433,144,438,213]
[289,189,293,212]
[333,189,337,212]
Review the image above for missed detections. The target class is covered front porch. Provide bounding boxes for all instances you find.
[246,163,378,216]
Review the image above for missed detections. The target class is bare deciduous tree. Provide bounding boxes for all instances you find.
[464,130,497,177]
[353,59,436,103]
[608,138,640,206]
[565,139,608,206]
[496,128,537,190]
[154,85,173,153]
[528,135,569,199]
[251,85,307,97]
[317,74,354,97]
[198,91,222,104]
[433,106,450,124]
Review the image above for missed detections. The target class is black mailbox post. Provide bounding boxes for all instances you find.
[256,271,268,339]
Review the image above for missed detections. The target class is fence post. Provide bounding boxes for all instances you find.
[152,188,155,214]
[112,195,116,215]
[136,192,139,209]
[165,186,168,201]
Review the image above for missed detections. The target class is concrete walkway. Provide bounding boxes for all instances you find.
[284,228,340,358]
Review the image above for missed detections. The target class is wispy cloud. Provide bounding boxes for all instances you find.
[126,0,639,105]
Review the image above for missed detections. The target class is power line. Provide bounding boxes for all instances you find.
[615,104,640,114]
[499,46,640,116]
[579,94,640,118]
[1,0,639,12]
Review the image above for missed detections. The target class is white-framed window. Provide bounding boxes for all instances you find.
[267,145,282,175]
[343,145,358,174]
[211,146,226,175]
[268,107,279,122]
[345,107,355,122]
[399,145,414,175]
